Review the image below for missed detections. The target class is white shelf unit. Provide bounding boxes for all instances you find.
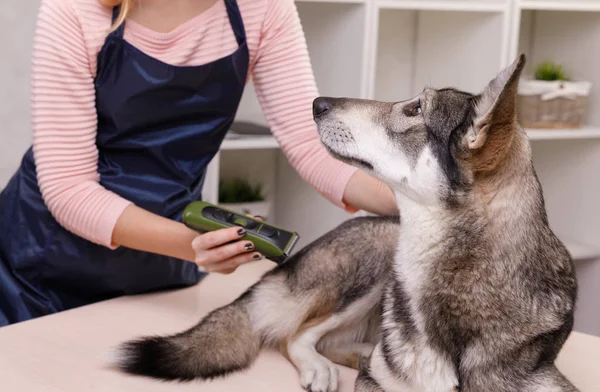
[201,0,600,336]
[509,0,600,336]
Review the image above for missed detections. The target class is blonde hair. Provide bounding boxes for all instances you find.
[100,0,136,32]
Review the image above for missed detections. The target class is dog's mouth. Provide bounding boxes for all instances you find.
[323,145,374,171]
[315,120,374,170]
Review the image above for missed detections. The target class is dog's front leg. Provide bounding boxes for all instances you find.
[287,285,385,392]
[287,317,342,392]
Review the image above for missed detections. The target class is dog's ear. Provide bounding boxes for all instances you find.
[463,54,526,170]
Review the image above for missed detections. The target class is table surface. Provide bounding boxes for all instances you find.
[1,260,599,392]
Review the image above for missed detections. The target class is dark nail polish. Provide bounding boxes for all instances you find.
[238,228,246,235]
[245,243,254,250]
[254,254,261,260]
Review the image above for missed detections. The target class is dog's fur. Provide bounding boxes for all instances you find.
[115,55,579,392]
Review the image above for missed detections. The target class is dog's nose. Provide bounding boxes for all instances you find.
[313,97,331,118]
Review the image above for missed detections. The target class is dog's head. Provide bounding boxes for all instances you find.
[313,55,527,207]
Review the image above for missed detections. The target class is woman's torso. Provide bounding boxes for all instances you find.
[0,0,264,324]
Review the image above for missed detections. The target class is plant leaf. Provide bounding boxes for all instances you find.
[218,177,265,203]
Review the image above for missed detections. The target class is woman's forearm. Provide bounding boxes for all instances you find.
[110,172,396,265]
[112,204,197,262]
[343,170,399,216]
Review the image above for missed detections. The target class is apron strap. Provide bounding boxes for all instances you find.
[224,0,246,47]
[111,5,126,39]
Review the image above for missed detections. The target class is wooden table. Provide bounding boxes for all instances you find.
[1,260,599,391]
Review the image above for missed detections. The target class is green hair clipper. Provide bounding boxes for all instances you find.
[182,201,300,265]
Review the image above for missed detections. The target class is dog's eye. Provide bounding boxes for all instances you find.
[405,102,422,117]
[411,104,422,116]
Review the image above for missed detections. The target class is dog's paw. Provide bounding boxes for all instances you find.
[299,358,339,392]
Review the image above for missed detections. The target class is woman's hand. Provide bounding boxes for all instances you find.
[191,226,262,275]
[112,205,262,275]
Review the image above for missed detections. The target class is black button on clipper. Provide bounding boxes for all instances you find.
[259,225,278,238]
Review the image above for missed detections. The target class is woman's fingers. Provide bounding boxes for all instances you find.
[191,215,267,274]
[191,215,263,252]
[202,251,263,274]
[191,226,245,252]
[195,237,256,266]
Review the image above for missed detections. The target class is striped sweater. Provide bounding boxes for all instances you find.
[31,0,358,248]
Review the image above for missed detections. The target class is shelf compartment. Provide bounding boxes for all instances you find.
[516,9,600,127]
[372,7,506,101]
[377,0,507,12]
[218,149,280,221]
[296,1,367,98]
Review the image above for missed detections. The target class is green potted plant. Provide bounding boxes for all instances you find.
[517,60,592,129]
[218,178,270,220]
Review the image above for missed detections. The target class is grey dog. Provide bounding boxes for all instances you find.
[115,54,579,392]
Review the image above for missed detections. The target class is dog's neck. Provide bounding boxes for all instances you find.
[392,133,547,268]
[392,194,455,265]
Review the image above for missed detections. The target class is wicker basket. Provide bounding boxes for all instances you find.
[517,80,592,129]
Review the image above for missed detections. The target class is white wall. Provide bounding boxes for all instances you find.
[0,0,41,188]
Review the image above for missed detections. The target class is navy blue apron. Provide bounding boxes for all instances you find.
[0,0,249,327]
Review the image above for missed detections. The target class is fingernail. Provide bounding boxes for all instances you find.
[254,254,262,260]
[238,228,246,235]
[255,215,264,220]
[245,242,254,250]
[197,266,208,273]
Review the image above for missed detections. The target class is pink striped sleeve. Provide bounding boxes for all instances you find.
[31,0,131,248]
[250,0,359,210]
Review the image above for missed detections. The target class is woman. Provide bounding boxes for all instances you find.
[0,0,396,327]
